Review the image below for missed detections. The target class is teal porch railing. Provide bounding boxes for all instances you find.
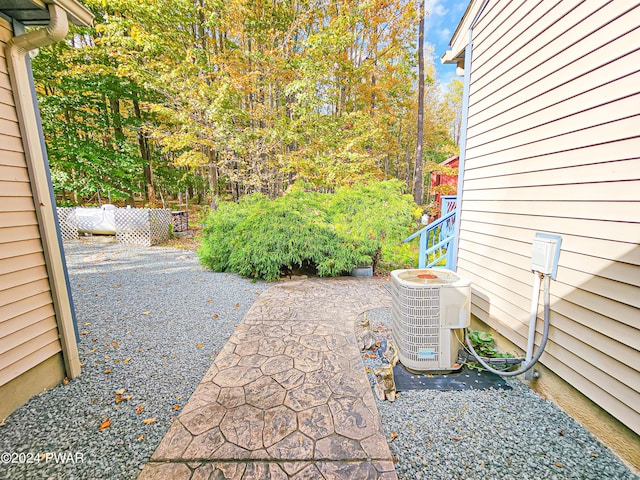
[403,200,457,269]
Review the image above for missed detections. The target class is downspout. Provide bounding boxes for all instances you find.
[5,4,81,379]
[450,0,489,272]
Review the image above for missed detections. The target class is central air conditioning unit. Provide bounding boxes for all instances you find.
[391,268,471,372]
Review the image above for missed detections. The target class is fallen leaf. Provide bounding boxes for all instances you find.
[84,322,91,326]
[124,395,132,401]
[197,343,204,349]
[365,368,371,373]
[99,418,111,431]
[364,353,377,359]
[207,299,212,303]
[143,418,157,425]
[62,377,70,385]
[115,395,123,403]
[590,453,599,458]
[453,436,461,441]
[115,388,126,395]
[173,404,181,411]
[104,369,112,374]
[81,331,89,335]
[142,311,151,315]
[176,395,184,401]
[136,405,144,414]
[556,462,563,468]
[213,314,219,319]
[235,303,240,308]
[390,432,398,442]
[137,435,144,441]
[89,347,97,353]
[123,358,131,364]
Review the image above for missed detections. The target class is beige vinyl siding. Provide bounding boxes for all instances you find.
[456,0,640,435]
[0,16,62,388]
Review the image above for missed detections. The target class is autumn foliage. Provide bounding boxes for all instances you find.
[32,0,460,206]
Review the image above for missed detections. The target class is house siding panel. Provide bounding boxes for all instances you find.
[470,3,639,111]
[1,304,55,339]
[0,16,62,389]
[0,225,43,244]
[0,266,49,292]
[0,150,25,167]
[456,0,640,436]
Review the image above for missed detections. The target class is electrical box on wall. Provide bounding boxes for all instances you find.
[531,233,562,279]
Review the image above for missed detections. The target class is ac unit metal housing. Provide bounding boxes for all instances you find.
[391,268,471,372]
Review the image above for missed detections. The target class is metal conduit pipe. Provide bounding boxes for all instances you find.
[465,273,552,377]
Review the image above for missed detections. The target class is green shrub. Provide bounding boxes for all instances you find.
[197,197,252,272]
[328,180,420,272]
[198,180,419,280]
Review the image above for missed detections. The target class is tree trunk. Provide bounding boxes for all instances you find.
[133,98,155,203]
[413,0,425,205]
[109,97,125,146]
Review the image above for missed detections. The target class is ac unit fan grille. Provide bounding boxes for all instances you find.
[392,283,441,368]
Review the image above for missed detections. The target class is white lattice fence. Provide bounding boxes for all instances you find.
[149,209,172,245]
[56,207,79,241]
[115,208,172,246]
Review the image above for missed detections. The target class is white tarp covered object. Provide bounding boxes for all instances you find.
[73,204,117,234]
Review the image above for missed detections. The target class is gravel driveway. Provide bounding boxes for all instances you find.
[0,240,268,480]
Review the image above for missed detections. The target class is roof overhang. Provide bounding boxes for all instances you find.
[0,0,93,27]
[440,0,485,71]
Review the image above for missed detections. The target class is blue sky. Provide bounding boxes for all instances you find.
[423,0,469,87]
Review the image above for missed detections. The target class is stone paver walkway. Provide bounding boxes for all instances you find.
[139,277,396,480]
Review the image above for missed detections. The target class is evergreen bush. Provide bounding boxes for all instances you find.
[198,180,419,281]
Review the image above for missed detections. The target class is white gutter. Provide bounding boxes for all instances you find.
[5,4,81,379]
[55,0,94,27]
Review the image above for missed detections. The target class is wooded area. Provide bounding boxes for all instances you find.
[32,0,461,207]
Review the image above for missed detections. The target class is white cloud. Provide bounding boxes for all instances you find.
[425,0,449,16]
[433,3,449,16]
[438,27,452,42]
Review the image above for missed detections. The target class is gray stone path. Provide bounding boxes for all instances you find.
[138,277,397,480]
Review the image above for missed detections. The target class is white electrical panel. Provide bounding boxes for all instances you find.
[531,233,562,278]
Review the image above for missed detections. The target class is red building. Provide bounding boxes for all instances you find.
[429,155,459,218]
